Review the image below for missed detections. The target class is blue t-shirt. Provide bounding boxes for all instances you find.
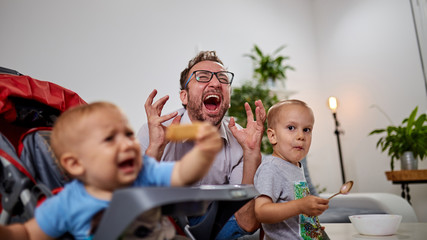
[35,155,174,240]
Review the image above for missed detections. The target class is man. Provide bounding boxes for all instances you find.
[137,51,265,239]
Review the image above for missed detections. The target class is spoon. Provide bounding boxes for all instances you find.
[328,181,354,200]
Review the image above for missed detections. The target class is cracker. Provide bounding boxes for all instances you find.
[166,123,201,141]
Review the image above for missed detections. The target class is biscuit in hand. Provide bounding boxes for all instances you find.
[165,123,201,141]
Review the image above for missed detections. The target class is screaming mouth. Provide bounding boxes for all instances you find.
[203,94,221,111]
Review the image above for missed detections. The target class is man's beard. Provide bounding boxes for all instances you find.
[186,90,229,127]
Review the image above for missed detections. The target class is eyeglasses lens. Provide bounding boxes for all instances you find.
[195,71,233,84]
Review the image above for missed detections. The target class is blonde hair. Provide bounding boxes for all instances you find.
[267,99,312,129]
[50,102,119,161]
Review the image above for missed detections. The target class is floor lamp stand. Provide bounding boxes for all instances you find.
[333,112,346,185]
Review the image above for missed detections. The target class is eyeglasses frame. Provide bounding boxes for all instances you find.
[184,70,234,89]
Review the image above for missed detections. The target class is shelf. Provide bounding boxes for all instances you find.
[384,170,427,204]
[385,169,427,183]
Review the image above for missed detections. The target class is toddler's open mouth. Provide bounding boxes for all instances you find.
[118,159,135,173]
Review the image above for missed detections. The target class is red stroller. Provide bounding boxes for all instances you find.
[0,67,86,224]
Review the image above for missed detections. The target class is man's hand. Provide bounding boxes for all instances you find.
[229,100,266,184]
[144,89,180,160]
[229,100,266,153]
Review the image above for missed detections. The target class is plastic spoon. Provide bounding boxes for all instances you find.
[328,181,354,200]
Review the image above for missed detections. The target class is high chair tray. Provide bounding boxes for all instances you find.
[94,184,258,240]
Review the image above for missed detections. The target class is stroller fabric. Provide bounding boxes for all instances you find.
[19,129,71,190]
[0,72,86,150]
[0,69,86,224]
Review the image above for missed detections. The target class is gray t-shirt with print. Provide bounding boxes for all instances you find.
[254,155,323,240]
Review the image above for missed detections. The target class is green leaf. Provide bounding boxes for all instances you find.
[254,45,263,58]
[273,45,286,55]
[369,129,386,135]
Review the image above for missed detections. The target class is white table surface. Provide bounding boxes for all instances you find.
[323,223,427,240]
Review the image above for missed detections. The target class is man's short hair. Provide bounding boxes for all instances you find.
[179,51,224,90]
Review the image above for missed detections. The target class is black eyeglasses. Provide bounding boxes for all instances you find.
[184,70,234,89]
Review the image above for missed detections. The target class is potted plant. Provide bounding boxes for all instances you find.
[244,44,295,89]
[228,44,294,154]
[369,106,427,170]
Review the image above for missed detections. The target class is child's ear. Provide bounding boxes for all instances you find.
[179,90,188,106]
[267,128,277,145]
[60,153,84,177]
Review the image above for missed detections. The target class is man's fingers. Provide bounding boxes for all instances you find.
[144,89,158,109]
[158,111,178,123]
[153,95,170,111]
[255,100,266,122]
[255,99,265,111]
[228,116,238,135]
[255,107,264,127]
[229,116,236,128]
[245,102,254,122]
[171,115,182,125]
[145,89,172,120]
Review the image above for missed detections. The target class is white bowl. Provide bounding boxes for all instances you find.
[349,214,402,236]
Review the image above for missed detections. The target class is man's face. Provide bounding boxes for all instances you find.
[180,61,231,126]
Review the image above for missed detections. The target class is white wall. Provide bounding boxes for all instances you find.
[1,0,426,221]
[310,0,427,222]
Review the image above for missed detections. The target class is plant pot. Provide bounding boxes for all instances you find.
[400,151,418,170]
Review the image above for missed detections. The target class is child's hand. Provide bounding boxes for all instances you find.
[169,122,222,186]
[195,122,223,157]
[299,195,329,216]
